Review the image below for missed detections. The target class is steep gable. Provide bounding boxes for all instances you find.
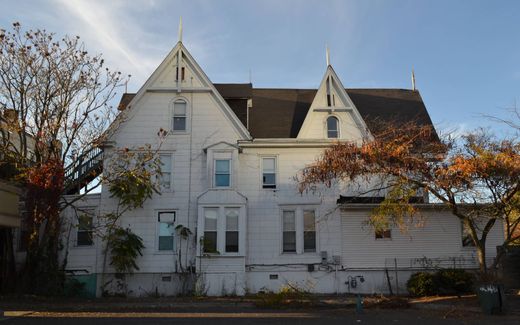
[297,66,370,141]
[106,42,251,142]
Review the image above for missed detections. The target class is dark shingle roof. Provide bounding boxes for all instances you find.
[117,83,435,139]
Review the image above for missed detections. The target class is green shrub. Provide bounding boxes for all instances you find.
[435,269,474,295]
[407,269,475,297]
[407,272,436,296]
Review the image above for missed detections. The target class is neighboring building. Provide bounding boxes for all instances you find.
[58,38,504,297]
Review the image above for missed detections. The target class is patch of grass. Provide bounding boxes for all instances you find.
[255,284,316,309]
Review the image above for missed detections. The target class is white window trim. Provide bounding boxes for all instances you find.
[213,158,232,188]
[170,97,190,133]
[279,205,319,255]
[325,115,341,139]
[198,205,245,257]
[158,152,174,192]
[155,210,177,254]
[73,208,97,249]
[260,155,278,190]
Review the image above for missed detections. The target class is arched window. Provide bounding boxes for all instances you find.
[327,116,339,138]
[172,99,187,131]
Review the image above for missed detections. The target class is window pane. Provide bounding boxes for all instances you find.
[173,117,186,130]
[226,231,239,252]
[160,154,172,189]
[204,209,218,230]
[215,174,230,187]
[226,209,239,231]
[159,222,174,236]
[263,173,276,188]
[216,160,230,173]
[375,229,391,239]
[283,211,295,231]
[174,101,186,115]
[77,231,93,246]
[263,158,275,172]
[327,117,338,138]
[203,231,217,253]
[304,210,315,231]
[159,236,174,250]
[304,232,316,252]
[283,232,296,252]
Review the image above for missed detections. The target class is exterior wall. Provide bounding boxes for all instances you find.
[58,44,506,297]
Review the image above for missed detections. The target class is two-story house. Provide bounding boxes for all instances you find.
[58,37,504,297]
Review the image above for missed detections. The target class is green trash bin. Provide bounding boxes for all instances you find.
[477,284,506,314]
[65,274,97,298]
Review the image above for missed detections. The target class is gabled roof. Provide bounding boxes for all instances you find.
[117,84,435,139]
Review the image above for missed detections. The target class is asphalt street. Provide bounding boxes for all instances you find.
[2,309,519,325]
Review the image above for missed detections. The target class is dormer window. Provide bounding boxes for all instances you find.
[173,100,187,131]
[327,116,339,138]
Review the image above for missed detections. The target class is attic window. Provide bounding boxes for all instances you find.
[327,116,339,138]
[173,100,187,131]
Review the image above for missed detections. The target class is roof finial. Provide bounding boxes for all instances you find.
[411,68,416,91]
[178,17,183,43]
[326,44,330,66]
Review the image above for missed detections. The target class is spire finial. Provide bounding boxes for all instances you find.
[411,68,416,91]
[178,17,183,43]
[326,44,330,66]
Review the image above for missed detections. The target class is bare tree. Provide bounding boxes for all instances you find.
[0,22,127,294]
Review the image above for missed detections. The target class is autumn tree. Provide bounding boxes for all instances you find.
[298,122,520,277]
[0,22,127,293]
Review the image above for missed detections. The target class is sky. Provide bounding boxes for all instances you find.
[2,0,520,135]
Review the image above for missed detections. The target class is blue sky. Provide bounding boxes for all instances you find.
[2,0,520,135]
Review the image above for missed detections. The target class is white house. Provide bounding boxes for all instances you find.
[55,36,504,297]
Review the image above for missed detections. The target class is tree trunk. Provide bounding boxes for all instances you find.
[476,243,488,277]
[0,227,16,293]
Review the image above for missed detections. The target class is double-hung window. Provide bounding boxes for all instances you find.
[281,207,317,254]
[262,157,276,189]
[303,210,316,252]
[203,208,218,253]
[282,210,297,253]
[215,159,231,187]
[327,116,339,138]
[77,213,94,246]
[173,100,187,131]
[225,208,239,253]
[201,207,242,255]
[159,153,172,190]
[157,211,175,251]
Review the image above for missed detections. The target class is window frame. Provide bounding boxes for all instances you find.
[375,228,392,241]
[156,210,176,253]
[171,98,189,132]
[279,206,318,255]
[199,206,244,256]
[75,209,96,248]
[326,115,340,139]
[261,156,277,189]
[158,152,174,192]
[214,159,231,188]
[282,210,297,253]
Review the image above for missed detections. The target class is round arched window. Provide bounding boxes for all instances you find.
[173,99,187,131]
[327,116,339,138]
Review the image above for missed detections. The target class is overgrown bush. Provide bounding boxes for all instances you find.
[407,272,436,296]
[435,269,474,295]
[407,269,475,297]
[255,284,314,309]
